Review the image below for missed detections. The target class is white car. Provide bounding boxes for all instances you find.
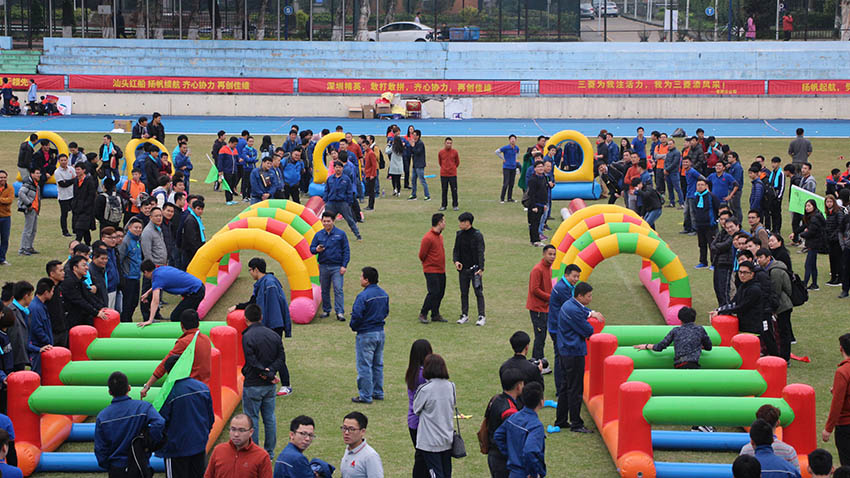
[591,0,619,16]
[367,22,433,41]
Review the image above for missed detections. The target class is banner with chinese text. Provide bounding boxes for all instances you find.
[768,80,850,95]
[69,75,294,94]
[0,74,64,91]
[539,79,764,96]
[298,78,520,96]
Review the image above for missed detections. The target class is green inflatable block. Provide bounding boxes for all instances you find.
[616,346,742,369]
[643,396,793,427]
[59,360,163,386]
[109,322,227,339]
[87,338,184,360]
[29,386,160,415]
[602,326,721,346]
[628,369,766,396]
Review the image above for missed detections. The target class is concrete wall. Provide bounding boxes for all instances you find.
[40,38,850,80]
[68,91,850,119]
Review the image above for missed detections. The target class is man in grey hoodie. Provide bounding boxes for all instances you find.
[664,139,683,208]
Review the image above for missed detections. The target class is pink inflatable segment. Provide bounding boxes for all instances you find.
[198,256,241,319]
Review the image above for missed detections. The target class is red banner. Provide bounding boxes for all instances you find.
[768,80,850,95]
[0,74,64,91]
[298,78,520,96]
[540,79,764,96]
[68,75,294,94]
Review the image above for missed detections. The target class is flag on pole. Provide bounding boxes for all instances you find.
[151,331,198,411]
[204,165,219,184]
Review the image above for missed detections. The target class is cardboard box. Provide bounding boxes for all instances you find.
[113,119,133,132]
[348,107,363,119]
[362,105,375,119]
[375,104,392,115]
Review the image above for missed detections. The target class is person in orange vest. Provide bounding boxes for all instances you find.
[121,168,146,225]
[17,169,41,256]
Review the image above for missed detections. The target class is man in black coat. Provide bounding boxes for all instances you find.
[143,145,162,194]
[61,255,108,327]
[499,331,545,400]
[713,260,778,356]
[71,162,97,244]
[149,113,165,143]
[180,200,205,268]
[17,133,37,179]
[45,260,69,348]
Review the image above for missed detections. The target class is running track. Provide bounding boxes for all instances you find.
[2,116,848,138]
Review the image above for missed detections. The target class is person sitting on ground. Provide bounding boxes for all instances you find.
[749,418,801,478]
[738,404,800,470]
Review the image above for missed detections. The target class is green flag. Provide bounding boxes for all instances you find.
[220,175,233,193]
[152,331,198,411]
[204,165,219,184]
[788,185,824,215]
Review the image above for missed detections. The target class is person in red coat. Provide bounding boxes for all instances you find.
[438,138,460,211]
[526,245,556,365]
[418,213,446,324]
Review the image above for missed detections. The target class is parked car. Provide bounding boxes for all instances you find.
[580,3,596,19]
[367,22,433,41]
[591,0,619,16]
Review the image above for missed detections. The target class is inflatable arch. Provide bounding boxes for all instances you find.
[561,223,663,267]
[218,217,320,285]
[231,208,321,249]
[553,212,650,278]
[124,138,168,175]
[14,132,69,198]
[542,130,601,200]
[188,229,318,324]
[245,199,322,229]
[570,231,691,324]
[311,132,345,185]
[551,205,645,272]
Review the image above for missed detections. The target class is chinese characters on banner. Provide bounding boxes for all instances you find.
[768,80,850,95]
[68,75,294,94]
[298,78,521,96]
[539,79,764,96]
[0,74,64,90]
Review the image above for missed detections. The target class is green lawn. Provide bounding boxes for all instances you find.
[1,132,845,477]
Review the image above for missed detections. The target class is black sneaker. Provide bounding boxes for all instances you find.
[319,311,331,318]
[418,314,430,324]
[826,280,841,287]
[431,315,447,323]
[807,284,820,291]
[337,313,346,321]
[840,292,849,299]
[570,426,594,434]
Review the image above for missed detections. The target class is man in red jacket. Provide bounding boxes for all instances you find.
[526,245,556,368]
[140,310,212,398]
[823,333,850,465]
[418,213,446,324]
[362,138,378,211]
[438,137,460,212]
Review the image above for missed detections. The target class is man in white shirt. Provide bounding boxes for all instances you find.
[339,412,383,478]
[54,154,75,237]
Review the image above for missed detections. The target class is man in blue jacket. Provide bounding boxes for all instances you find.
[283,148,304,203]
[749,163,766,214]
[27,278,55,375]
[94,371,165,478]
[680,157,705,235]
[349,266,389,404]
[230,257,293,396]
[275,415,317,478]
[239,135,258,202]
[250,156,276,204]
[493,382,546,478]
[693,178,720,269]
[311,211,351,321]
[156,354,214,478]
[553,282,602,434]
[217,136,240,205]
[749,418,801,478]
[323,161,361,240]
[547,264,581,396]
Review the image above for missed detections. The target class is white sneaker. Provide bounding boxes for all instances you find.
[457,315,469,324]
[476,316,486,326]
[541,367,553,375]
[277,386,293,397]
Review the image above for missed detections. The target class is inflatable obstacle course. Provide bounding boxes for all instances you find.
[543,129,602,200]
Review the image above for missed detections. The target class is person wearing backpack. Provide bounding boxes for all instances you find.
[95,178,124,231]
[756,249,794,362]
[481,368,523,478]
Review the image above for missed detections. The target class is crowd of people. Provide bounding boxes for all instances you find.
[1,116,850,478]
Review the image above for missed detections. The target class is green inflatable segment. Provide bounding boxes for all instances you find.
[572,234,595,253]
[668,278,692,298]
[616,346,742,369]
[29,386,160,415]
[650,245,677,269]
[289,216,312,236]
[642,397,793,427]
[87,339,185,360]
[628,369,767,396]
[617,233,639,254]
[109,322,226,339]
[602,326,721,346]
[255,208,277,218]
[59,360,163,386]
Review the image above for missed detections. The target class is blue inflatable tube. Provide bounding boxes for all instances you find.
[550,181,601,200]
[652,431,749,451]
[655,461,732,478]
[67,423,96,442]
[308,181,324,198]
[13,181,58,198]
[35,452,164,473]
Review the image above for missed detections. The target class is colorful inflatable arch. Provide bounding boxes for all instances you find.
[247,199,323,230]
[311,132,345,185]
[187,229,318,324]
[552,205,646,275]
[542,130,601,200]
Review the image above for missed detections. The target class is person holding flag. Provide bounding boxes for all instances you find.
[140,310,212,398]
[155,354,215,478]
[216,137,240,205]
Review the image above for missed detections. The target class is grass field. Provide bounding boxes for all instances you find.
[1,132,846,477]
